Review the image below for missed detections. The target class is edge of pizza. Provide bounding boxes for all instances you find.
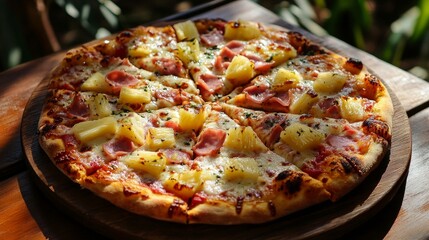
[38,19,393,224]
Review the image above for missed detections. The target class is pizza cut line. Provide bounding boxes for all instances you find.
[38,19,393,224]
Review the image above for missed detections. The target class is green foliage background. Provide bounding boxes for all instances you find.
[0,0,428,80]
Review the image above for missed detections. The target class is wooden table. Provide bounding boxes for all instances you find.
[1,1,428,239]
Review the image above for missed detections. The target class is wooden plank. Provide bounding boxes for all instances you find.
[0,174,45,239]
[0,54,63,179]
[384,108,429,239]
[0,173,102,239]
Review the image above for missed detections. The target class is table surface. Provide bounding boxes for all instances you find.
[1,0,428,239]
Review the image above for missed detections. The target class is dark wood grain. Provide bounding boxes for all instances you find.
[21,33,411,240]
[0,53,63,179]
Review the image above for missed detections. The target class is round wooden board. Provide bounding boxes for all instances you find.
[22,71,411,239]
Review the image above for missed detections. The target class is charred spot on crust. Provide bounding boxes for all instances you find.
[276,170,303,195]
[344,58,363,75]
[116,31,134,43]
[235,196,244,214]
[363,117,391,141]
[168,199,185,218]
[39,123,56,135]
[268,201,276,217]
[287,32,326,56]
[359,74,381,100]
[342,155,364,176]
[285,174,303,195]
[275,170,293,181]
[339,157,354,174]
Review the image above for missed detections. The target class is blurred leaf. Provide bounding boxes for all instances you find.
[279,8,299,26]
[295,0,316,19]
[411,0,429,42]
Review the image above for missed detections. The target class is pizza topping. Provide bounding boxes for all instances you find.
[200,28,224,47]
[224,157,260,182]
[224,126,268,152]
[68,93,90,118]
[280,123,325,152]
[224,20,261,40]
[272,68,302,92]
[316,98,341,118]
[154,89,185,105]
[268,91,292,107]
[313,72,347,94]
[145,127,176,150]
[189,192,207,209]
[103,137,136,160]
[193,128,226,157]
[121,150,167,177]
[173,20,199,41]
[178,107,207,132]
[225,40,245,53]
[160,149,191,164]
[244,85,274,104]
[72,116,118,145]
[197,73,223,98]
[105,70,139,94]
[326,135,357,152]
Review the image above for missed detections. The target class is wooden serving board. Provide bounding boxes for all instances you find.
[21,72,411,240]
[21,18,412,240]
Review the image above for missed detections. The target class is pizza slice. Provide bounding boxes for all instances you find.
[92,24,188,78]
[224,52,393,129]
[221,103,389,200]
[183,106,330,224]
[172,19,297,101]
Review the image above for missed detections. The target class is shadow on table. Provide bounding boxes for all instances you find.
[18,172,102,240]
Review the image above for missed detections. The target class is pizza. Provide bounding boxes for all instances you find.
[38,19,393,224]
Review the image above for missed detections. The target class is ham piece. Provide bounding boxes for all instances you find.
[193,128,226,157]
[103,137,136,160]
[105,70,139,94]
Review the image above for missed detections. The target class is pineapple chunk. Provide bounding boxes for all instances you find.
[173,20,199,41]
[163,170,202,200]
[72,116,117,144]
[289,90,319,114]
[313,72,348,94]
[271,48,297,66]
[178,107,207,132]
[224,20,261,40]
[177,39,200,65]
[118,86,151,104]
[225,55,254,86]
[145,127,175,150]
[280,122,325,152]
[272,68,302,91]
[117,113,147,145]
[81,72,110,93]
[339,97,365,121]
[128,45,151,58]
[224,126,268,152]
[121,150,166,177]
[224,157,260,182]
[89,93,112,119]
